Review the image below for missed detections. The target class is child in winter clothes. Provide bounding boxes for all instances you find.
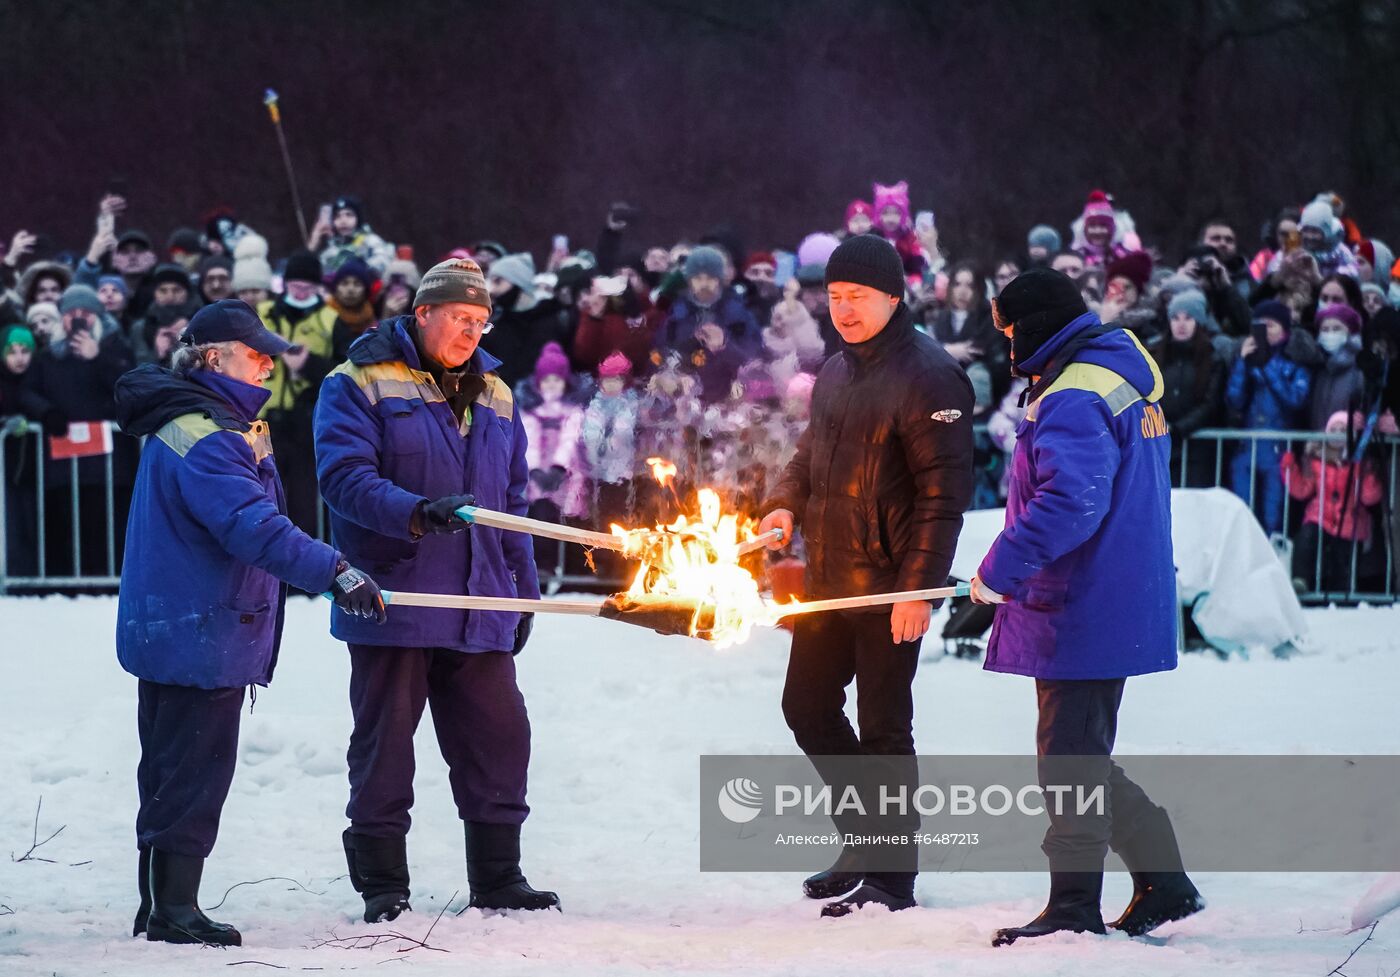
[582,351,642,580]
[1071,190,1135,269]
[1226,300,1313,534]
[1307,303,1366,430]
[522,343,588,522]
[1281,411,1384,592]
[872,181,925,279]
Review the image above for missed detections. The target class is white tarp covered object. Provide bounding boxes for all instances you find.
[949,488,1308,654]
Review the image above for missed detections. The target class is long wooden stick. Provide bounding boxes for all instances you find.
[382,591,603,615]
[736,528,786,556]
[454,504,625,551]
[774,583,971,617]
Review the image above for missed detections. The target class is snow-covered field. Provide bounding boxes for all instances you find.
[1,596,1398,976]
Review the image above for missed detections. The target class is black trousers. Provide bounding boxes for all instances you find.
[782,610,921,892]
[135,680,245,857]
[346,646,531,838]
[1035,678,1162,871]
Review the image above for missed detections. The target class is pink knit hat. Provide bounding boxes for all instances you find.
[533,341,570,382]
[1082,189,1116,230]
[598,350,632,378]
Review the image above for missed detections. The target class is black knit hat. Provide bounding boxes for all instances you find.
[992,268,1088,364]
[282,250,325,285]
[823,234,905,298]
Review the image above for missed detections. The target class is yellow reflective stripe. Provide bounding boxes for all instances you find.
[330,360,446,407]
[475,373,514,423]
[1028,362,1142,420]
[1125,330,1165,403]
[155,414,224,458]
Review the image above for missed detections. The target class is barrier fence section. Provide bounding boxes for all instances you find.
[2,424,1396,603]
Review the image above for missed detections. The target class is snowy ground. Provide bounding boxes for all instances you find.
[1,597,1398,977]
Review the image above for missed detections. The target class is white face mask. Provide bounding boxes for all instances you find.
[283,290,320,310]
[1318,329,1348,354]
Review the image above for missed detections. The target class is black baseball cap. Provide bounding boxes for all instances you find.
[116,229,153,250]
[182,299,292,355]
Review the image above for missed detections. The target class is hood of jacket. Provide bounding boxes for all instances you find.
[1018,311,1163,404]
[114,364,268,438]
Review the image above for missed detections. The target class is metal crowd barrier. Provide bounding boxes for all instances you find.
[3,422,1397,604]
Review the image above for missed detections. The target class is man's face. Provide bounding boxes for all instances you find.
[1051,254,1085,280]
[332,207,359,236]
[113,244,155,276]
[416,301,490,368]
[237,287,269,306]
[335,276,367,307]
[202,269,232,301]
[213,341,274,386]
[643,248,671,274]
[154,282,189,306]
[1203,224,1237,260]
[97,282,127,313]
[4,343,32,375]
[64,308,94,335]
[744,262,778,299]
[28,310,59,339]
[1302,226,1327,253]
[827,283,898,344]
[153,319,189,359]
[173,251,201,273]
[284,280,320,304]
[689,273,721,306]
[33,276,64,305]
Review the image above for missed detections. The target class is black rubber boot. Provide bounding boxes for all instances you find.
[464,822,560,912]
[819,881,916,918]
[145,849,242,946]
[1109,808,1205,936]
[992,872,1107,947]
[803,845,864,900]
[343,830,412,923]
[133,847,151,937]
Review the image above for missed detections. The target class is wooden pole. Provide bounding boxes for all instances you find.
[454,504,625,551]
[382,591,603,615]
[774,583,971,617]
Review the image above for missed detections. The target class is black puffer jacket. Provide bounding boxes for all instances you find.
[763,304,974,606]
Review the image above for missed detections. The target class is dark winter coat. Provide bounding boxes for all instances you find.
[657,290,762,361]
[978,313,1177,679]
[763,303,974,604]
[25,329,139,487]
[314,316,540,653]
[484,296,572,388]
[925,305,1012,401]
[1152,331,1225,481]
[114,366,340,689]
[1307,339,1366,431]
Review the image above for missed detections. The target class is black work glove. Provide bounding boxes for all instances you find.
[330,560,387,623]
[512,612,534,654]
[42,409,70,438]
[413,493,476,536]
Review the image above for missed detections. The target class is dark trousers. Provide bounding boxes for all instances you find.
[782,610,921,891]
[346,646,531,838]
[135,680,245,857]
[1035,678,1162,871]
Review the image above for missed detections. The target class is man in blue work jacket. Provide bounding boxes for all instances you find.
[970,269,1204,946]
[314,258,556,923]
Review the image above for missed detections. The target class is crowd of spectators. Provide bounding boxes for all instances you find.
[4,185,1400,593]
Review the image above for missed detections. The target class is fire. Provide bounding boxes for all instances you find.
[611,464,774,647]
[646,457,678,490]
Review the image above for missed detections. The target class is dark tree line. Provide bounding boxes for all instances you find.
[3,0,1399,264]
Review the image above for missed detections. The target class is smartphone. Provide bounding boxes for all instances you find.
[1247,319,1273,367]
[319,204,333,225]
[553,234,569,253]
[915,211,935,233]
[396,244,414,261]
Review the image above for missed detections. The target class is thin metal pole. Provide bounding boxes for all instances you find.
[1179,437,1189,488]
[69,457,80,577]
[1248,437,1258,514]
[1316,456,1326,595]
[105,449,116,576]
[1388,444,1396,598]
[1281,438,1291,531]
[1214,438,1223,488]
[35,431,45,580]
[0,428,9,595]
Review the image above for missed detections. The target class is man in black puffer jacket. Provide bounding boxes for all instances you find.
[758,235,974,918]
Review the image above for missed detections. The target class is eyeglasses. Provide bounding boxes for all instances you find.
[452,315,493,334]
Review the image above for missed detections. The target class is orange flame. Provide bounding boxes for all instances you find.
[646,457,678,490]
[611,463,773,647]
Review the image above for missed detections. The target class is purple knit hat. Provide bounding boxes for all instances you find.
[1316,302,1362,335]
[533,341,571,382]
